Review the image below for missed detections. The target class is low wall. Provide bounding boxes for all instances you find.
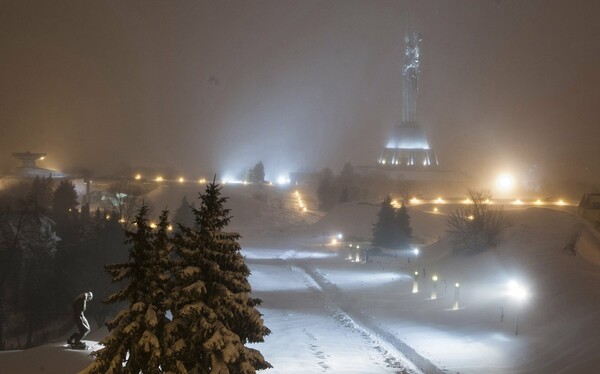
[576,222,600,266]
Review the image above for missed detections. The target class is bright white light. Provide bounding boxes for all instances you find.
[432,275,438,282]
[435,197,444,204]
[557,199,566,206]
[507,280,528,301]
[134,174,141,180]
[513,199,523,205]
[337,233,343,240]
[496,173,515,191]
[277,176,290,185]
[155,176,163,182]
[413,248,419,255]
[178,177,185,183]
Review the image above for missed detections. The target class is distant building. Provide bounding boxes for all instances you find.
[10,151,65,179]
[0,152,65,189]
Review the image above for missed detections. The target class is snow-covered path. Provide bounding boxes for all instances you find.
[245,249,423,374]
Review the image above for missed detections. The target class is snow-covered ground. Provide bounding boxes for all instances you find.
[2,183,599,373]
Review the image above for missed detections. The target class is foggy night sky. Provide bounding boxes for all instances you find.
[1,0,599,182]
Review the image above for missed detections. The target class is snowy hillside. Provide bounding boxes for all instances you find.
[1,183,599,373]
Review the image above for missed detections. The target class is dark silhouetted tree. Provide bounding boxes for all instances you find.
[372,196,397,248]
[247,161,265,184]
[51,179,79,242]
[173,195,195,228]
[30,176,53,212]
[395,204,412,249]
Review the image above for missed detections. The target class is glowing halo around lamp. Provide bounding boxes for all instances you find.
[496,173,515,192]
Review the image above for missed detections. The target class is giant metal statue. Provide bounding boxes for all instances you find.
[402,32,422,122]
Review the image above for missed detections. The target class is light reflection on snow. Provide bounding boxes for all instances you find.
[317,269,410,289]
[248,264,321,292]
[401,327,507,372]
[242,248,335,260]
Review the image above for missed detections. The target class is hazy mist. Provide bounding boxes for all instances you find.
[1,0,599,182]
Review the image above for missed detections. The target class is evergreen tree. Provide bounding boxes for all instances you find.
[30,176,53,212]
[51,179,79,242]
[394,204,412,249]
[83,207,172,373]
[247,162,265,184]
[372,195,397,248]
[52,179,79,216]
[173,196,195,228]
[165,180,271,373]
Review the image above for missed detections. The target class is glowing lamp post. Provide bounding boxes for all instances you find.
[431,275,438,300]
[453,282,460,310]
[412,271,419,293]
[508,281,528,335]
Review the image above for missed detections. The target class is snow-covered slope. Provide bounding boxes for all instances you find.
[2,186,599,373]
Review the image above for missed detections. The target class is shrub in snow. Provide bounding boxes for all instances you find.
[446,189,509,255]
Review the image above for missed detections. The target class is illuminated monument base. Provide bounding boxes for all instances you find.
[379,122,438,168]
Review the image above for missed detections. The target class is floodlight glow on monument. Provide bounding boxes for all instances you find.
[379,32,438,168]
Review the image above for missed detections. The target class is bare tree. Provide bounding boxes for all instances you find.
[446,189,508,255]
[107,182,143,229]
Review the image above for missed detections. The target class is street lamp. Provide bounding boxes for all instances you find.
[508,281,528,335]
[413,271,419,293]
[453,282,460,310]
[431,275,438,300]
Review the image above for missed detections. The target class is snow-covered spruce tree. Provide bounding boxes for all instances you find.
[164,180,271,373]
[82,207,172,374]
